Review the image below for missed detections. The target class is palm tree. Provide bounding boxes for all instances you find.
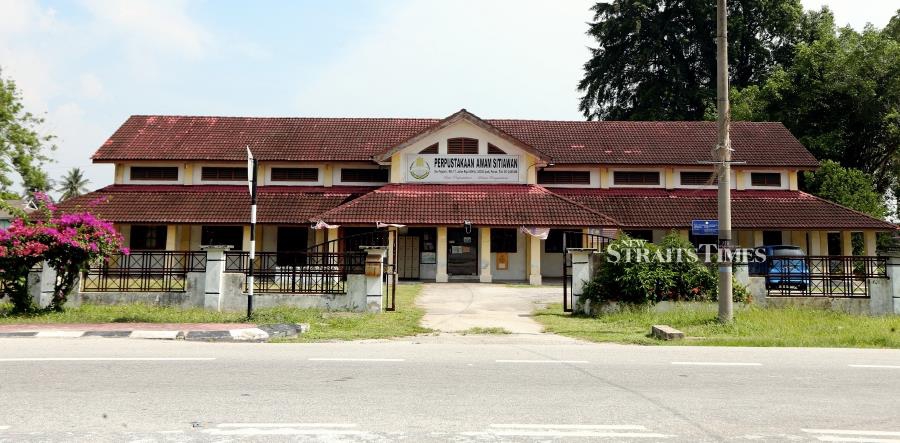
[57,167,90,200]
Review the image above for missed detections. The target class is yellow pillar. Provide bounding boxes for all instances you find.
[808,231,822,256]
[390,153,402,183]
[790,231,807,251]
[242,225,251,251]
[528,235,542,285]
[735,170,746,190]
[864,230,878,256]
[436,227,448,282]
[841,230,854,256]
[323,164,333,187]
[183,164,194,185]
[315,228,325,246]
[788,171,799,190]
[664,168,675,190]
[752,230,764,247]
[327,227,339,252]
[114,164,125,184]
[165,225,177,251]
[178,225,191,250]
[599,168,609,189]
[479,227,492,283]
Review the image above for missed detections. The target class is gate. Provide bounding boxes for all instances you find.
[561,231,612,313]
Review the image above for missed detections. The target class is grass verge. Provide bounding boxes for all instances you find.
[534,302,900,348]
[460,327,512,335]
[0,283,430,342]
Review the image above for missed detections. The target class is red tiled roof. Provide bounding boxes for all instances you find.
[55,185,375,224]
[317,184,618,227]
[550,188,896,230]
[92,114,818,167]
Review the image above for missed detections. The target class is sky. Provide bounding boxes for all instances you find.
[0,0,897,194]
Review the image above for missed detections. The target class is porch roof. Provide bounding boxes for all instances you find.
[316,184,618,227]
[55,185,375,224]
[549,188,897,231]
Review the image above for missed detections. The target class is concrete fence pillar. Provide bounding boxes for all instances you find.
[361,246,386,313]
[202,245,231,311]
[568,248,595,313]
[888,256,900,315]
[37,262,57,309]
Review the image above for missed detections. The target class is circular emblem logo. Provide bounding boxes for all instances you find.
[409,156,431,180]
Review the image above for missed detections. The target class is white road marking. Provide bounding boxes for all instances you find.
[308,358,405,362]
[0,357,215,362]
[490,424,645,430]
[803,429,900,443]
[216,423,357,428]
[34,331,84,338]
[129,330,180,340]
[488,430,673,438]
[495,360,589,364]
[203,423,366,436]
[671,362,762,366]
[849,364,900,369]
[0,426,9,430]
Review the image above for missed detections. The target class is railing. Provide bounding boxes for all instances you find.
[225,230,393,295]
[755,256,888,298]
[81,251,207,292]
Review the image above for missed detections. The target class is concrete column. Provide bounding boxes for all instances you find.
[528,235,542,285]
[202,245,231,311]
[808,231,822,255]
[327,227,339,254]
[387,228,396,271]
[864,231,878,256]
[752,231,763,247]
[886,256,900,315]
[361,246,386,313]
[841,230,854,255]
[790,231,807,251]
[165,225,177,251]
[241,225,251,251]
[37,262,57,309]
[315,228,325,246]
[568,249,594,312]
[436,227,448,282]
[479,227,492,283]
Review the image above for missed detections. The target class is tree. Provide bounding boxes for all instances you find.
[578,0,809,120]
[58,168,90,201]
[0,69,54,199]
[804,160,887,219]
[730,15,900,193]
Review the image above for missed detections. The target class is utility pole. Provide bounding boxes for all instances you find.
[715,0,733,323]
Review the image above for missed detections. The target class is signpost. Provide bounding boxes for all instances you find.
[246,146,258,319]
[691,220,719,236]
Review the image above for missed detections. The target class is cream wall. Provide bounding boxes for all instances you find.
[489,230,527,281]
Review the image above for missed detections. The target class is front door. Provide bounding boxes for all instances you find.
[447,227,478,276]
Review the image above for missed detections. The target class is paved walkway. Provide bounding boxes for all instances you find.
[417,282,559,334]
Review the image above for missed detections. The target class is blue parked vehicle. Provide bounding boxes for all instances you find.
[749,245,812,291]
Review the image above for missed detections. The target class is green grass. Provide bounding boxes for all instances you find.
[460,326,512,335]
[0,283,430,342]
[534,302,900,348]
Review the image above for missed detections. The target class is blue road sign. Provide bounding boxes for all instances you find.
[692,220,719,236]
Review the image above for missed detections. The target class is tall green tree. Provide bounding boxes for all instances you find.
[0,69,54,199]
[730,13,900,192]
[804,160,887,219]
[578,0,809,120]
[57,167,90,201]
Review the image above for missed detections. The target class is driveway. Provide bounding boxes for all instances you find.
[417,283,559,334]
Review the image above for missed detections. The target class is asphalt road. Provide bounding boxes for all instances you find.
[1,335,899,442]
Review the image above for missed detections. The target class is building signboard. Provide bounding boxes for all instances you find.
[691,219,719,236]
[405,154,521,183]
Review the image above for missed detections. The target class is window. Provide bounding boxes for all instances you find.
[447,137,478,154]
[680,171,717,186]
[271,167,318,182]
[276,227,309,266]
[340,168,389,183]
[201,167,247,181]
[544,229,583,253]
[613,171,660,186]
[201,226,244,249]
[130,167,178,181]
[487,143,506,154]
[623,230,653,242]
[751,172,782,187]
[537,170,591,185]
[490,229,518,253]
[419,143,438,154]
[762,230,783,246]
[130,225,167,250]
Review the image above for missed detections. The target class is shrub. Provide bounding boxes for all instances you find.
[0,194,126,312]
[583,231,724,305]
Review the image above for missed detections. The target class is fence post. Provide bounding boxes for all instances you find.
[568,248,595,314]
[888,256,900,315]
[35,262,57,309]
[202,245,232,311]
[361,246,386,313]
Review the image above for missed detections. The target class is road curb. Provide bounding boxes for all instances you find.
[0,323,308,342]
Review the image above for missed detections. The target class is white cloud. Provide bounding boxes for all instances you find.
[295,0,595,119]
[78,73,105,100]
[80,0,213,58]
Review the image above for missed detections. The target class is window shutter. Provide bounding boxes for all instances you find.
[447,138,478,154]
[420,143,438,154]
[613,171,660,186]
[340,168,389,183]
[487,143,506,154]
[537,170,591,185]
[130,167,179,181]
[680,171,716,186]
[271,168,319,182]
[751,172,781,187]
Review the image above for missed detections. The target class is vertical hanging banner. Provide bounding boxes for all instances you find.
[406,154,521,183]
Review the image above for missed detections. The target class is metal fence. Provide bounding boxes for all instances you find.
[225,230,392,295]
[756,255,888,298]
[81,251,207,292]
